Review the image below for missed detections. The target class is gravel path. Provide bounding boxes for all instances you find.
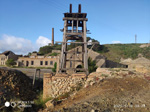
[0,67,52,79]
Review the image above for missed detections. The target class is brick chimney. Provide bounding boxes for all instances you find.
[52,28,54,46]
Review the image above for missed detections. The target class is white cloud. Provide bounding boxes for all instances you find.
[36,36,51,47]
[0,34,34,54]
[0,34,51,55]
[112,41,121,44]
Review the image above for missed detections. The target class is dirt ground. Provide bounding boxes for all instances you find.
[51,76,150,112]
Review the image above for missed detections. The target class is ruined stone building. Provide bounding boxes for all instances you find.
[0,51,21,66]
[65,46,106,69]
[17,52,59,68]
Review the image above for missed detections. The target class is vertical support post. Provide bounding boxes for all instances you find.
[64,37,67,68]
[59,20,67,72]
[33,69,37,86]
[72,20,74,33]
[83,20,88,75]
[76,20,78,33]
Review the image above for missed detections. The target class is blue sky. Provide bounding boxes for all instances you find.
[0,0,150,54]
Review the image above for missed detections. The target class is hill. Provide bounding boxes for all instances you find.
[38,41,150,63]
[93,43,150,63]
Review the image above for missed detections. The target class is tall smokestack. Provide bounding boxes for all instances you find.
[78,4,81,13]
[52,28,54,46]
[70,4,72,13]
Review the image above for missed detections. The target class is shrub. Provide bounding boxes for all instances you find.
[52,62,57,72]
[76,82,83,91]
[6,59,16,67]
[101,74,108,77]
[49,52,59,56]
[34,91,52,108]
[88,57,98,73]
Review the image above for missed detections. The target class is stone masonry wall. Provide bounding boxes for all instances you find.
[43,73,86,99]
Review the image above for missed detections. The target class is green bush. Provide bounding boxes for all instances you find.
[6,59,16,67]
[39,44,61,55]
[34,91,52,108]
[49,52,59,56]
[88,57,98,73]
[39,46,53,55]
[52,62,57,72]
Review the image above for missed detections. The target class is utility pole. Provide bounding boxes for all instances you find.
[135,34,137,44]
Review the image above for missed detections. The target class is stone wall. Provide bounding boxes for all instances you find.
[43,73,86,99]
[106,60,128,68]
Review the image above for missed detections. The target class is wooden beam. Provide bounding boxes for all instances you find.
[63,17,88,21]
[56,41,99,44]
[66,59,82,62]
[83,20,88,74]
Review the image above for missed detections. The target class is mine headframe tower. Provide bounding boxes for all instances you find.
[58,4,90,75]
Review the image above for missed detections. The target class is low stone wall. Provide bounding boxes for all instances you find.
[106,60,128,68]
[43,73,86,99]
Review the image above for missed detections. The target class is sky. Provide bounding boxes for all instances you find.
[0,0,150,55]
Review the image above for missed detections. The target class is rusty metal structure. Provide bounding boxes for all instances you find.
[57,4,90,75]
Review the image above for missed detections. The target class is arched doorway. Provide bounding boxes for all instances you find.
[76,64,83,72]
[26,61,29,67]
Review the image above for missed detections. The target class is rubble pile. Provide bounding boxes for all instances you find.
[50,73,150,112]
[0,67,36,107]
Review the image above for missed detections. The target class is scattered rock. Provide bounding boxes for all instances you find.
[45,100,54,108]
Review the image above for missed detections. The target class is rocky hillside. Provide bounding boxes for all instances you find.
[38,42,150,63]
[97,43,150,62]
[43,68,150,112]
